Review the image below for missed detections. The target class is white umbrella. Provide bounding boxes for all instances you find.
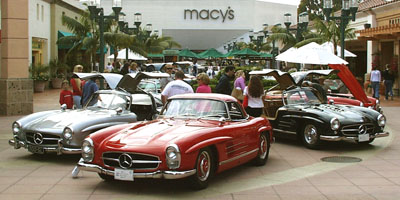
[275,47,297,62]
[321,42,357,57]
[276,42,348,65]
[107,49,148,60]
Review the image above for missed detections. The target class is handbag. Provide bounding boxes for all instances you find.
[242,95,248,108]
[231,88,244,101]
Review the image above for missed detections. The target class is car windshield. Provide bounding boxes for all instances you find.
[162,99,228,119]
[138,80,160,94]
[86,93,129,110]
[285,89,323,105]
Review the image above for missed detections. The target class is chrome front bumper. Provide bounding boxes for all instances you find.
[77,158,196,179]
[9,137,81,155]
[320,131,389,142]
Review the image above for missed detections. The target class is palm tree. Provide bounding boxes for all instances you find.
[268,25,298,52]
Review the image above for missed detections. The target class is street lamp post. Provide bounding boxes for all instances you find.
[118,13,142,60]
[284,12,309,42]
[323,0,358,59]
[88,0,122,73]
[249,31,264,51]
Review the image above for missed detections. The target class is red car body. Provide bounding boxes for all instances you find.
[77,93,273,189]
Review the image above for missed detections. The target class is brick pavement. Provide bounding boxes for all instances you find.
[0,89,399,200]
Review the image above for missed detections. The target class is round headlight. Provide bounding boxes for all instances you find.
[12,122,21,135]
[330,118,340,131]
[82,138,94,162]
[63,127,73,141]
[377,114,386,127]
[166,144,181,169]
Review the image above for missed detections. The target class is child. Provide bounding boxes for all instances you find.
[59,80,74,109]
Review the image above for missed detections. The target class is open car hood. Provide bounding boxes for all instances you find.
[290,70,337,86]
[249,69,296,90]
[328,64,370,104]
[73,73,123,89]
[116,72,170,93]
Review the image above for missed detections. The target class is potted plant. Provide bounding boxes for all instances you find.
[30,64,50,93]
[49,58,68,89]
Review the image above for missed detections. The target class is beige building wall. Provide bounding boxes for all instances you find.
[1,0,33,115]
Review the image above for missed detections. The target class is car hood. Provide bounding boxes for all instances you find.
[73,73,123,89]
[250,69,295,90]
[295,104,373,123]
[25,109,118,130]
[104,119,218,147]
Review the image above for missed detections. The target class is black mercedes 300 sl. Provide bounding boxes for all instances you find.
[267,87,388,149]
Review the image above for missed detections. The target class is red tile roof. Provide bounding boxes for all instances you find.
[358,0,400,12]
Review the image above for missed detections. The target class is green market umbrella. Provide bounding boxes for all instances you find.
[222,49,240,58]
[232,48,261,57]
[179,49,199,58]
[258,53,273,58]
[198,48,224,59]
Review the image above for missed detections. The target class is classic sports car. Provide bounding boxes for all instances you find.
[77,93,273,189]
[250,69,389,149]
[9,72,169,155]
[290,64,381,112]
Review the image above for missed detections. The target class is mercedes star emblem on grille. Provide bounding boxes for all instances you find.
[118,153,133,169]
[358,125,367,134]
[33,133,44,144]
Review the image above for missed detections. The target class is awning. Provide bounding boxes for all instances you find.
[356,24,400,40]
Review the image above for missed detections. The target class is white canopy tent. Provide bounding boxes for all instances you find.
[276,42,348,65]
[320,42,357,58]
[107,49,148,60]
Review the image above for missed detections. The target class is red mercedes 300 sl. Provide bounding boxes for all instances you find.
[77,93,273,189]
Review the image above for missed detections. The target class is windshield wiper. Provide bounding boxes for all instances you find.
[197,114,225,120]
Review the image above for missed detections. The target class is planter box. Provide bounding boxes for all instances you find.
[34,81,47,93]
[51,78,63,89]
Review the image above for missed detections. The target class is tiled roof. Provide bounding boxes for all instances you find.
[358,0,400,12]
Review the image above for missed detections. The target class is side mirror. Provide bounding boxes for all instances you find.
[116,107,123,115]
[218,117,226,126]
[61,104,67,111]
[329,99,334,105]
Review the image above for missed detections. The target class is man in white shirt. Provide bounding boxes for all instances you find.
[161,70,194,104]
[105,62,113,72]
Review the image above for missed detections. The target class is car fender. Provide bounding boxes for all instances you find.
[17,110,55,127]
[185,136,233,154]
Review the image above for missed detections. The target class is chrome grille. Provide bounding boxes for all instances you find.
[102,152,161,170]
[340,123,374,137]
[25,132,60,145]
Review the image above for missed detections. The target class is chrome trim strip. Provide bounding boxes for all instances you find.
[100,157,161,164]
[8,138,80,154]
[226,145,248,154]
[77,159,196,179]
[273,128,297,135]
[226,141,245,149]
[219,148,258,166]
[320,131,389,142]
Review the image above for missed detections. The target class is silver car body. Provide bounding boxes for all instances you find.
[9,72,170,155]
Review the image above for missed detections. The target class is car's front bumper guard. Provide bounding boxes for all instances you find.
[77,158,196,179]
[8,136,81,155]
[320,131,389,142]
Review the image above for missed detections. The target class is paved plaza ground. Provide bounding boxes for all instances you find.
[0,89,400,200]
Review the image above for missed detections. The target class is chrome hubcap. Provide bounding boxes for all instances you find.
[197,151,211,181]
[304,125,318,144]
[259,134,268,159]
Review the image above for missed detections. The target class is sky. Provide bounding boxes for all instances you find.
[259,0,301,6]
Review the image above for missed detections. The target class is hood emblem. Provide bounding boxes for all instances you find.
[118,153,133,169]
[358,125,367,134]
[33,133,44,144]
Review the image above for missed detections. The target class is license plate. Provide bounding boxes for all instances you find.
[358,134,369,142]
[28,145,44,154]
[114,168,134,181]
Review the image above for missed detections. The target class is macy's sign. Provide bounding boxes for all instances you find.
[184,7,234,23]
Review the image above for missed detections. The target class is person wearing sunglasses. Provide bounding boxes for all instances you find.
[160,64,174,91]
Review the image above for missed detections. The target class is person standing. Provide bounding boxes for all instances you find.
[192,59,199,76]
[370,66,381,99]
[196,73,211,93]
[161,70,194,104]
[383,64,395,100]
[160,64,174,91]
[59,80,73,109]
[244,75,264,117]
[81,77,99,107]
[105,62,114,72]
[70,65,85,109]
[129,62,139,73]
[120,62,130,75]
[215,66,235,95]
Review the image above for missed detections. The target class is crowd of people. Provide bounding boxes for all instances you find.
[368,64,396,100]
[59,64,267,118]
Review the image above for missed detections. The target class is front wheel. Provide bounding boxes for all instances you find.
[253,133,270,166]
[302,124,321,149]
[188,147,214,190]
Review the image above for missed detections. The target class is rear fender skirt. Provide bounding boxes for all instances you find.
[185,136,233,154]
[81,122,129,133]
